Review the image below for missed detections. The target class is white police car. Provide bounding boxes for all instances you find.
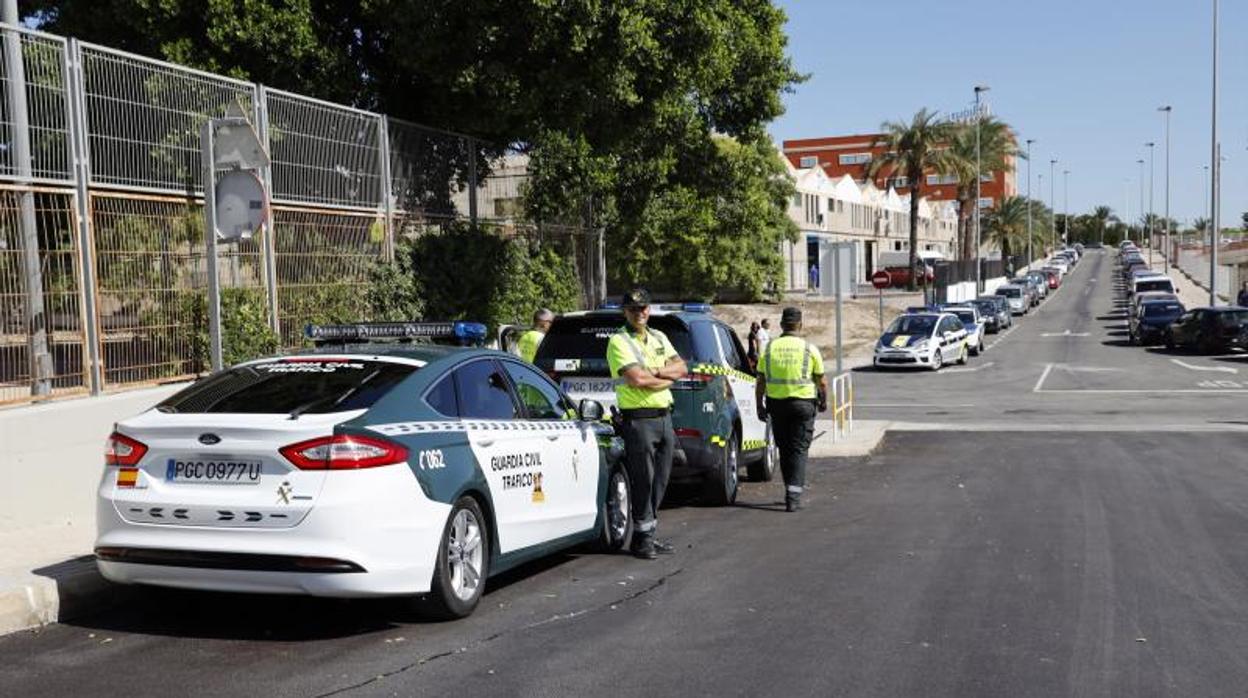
[940,304,986,356]
[873,312,969,370]
[95,322,632,619]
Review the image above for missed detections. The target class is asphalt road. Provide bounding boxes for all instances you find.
[2,249,1247,696]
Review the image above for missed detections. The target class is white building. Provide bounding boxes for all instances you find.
[781,158,959,294]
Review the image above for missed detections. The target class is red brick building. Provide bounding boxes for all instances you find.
[781,133,1016,210]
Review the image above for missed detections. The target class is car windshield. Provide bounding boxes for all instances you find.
[950,310,975,323]
[1142,303,1184,318]
[997,287,1021,298]
[1136,280,1174,293]
[156,358,418,414]
[886,315,936,335]
[535,314,701,366]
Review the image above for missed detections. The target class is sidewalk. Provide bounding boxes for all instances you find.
[810,419,889,458]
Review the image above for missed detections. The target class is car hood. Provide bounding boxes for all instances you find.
[879,332,929,349]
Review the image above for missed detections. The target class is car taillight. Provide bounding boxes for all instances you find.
[279,434,409,470]
[105,432,147,466]
[673,372,715,390]
[674,427,703,439]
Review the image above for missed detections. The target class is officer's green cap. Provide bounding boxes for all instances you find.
[623,288,651,308]
[780,306,802,325]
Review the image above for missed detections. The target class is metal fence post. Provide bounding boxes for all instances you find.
[254,84,280,337]
[467,137,478,227]
[66,38,102,394]
[3,12,52,396]
[378,115,395,261]
[201,121,223,371]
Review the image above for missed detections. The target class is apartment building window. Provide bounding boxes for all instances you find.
[980,172,996,182]
[893,241,903,251]
[839,153,872,165]
[978,197,994,208]
[799,155,818,168]
[887,177,910,189]
[926,174,958,186]
[793,193,801,208]
[837,200,844,213]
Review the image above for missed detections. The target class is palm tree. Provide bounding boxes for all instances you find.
[985,196,1030,265]
[867,109,957,289]
[947,118,1024,260]
[1091,205,1113,245]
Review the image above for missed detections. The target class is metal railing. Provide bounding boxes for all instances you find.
[0,21,585,405]
[829,371,854,442]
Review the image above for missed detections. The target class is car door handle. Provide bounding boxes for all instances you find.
[477,438,495,447]
[546,434,559,441]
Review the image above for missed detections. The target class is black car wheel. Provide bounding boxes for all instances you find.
[597,467,632,552]
[420,496,490,619]
[747,419,778,482]
[704,429,739,506]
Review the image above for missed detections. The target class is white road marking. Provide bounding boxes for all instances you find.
[943,361,995,374]
[1034,388,1248,394]
[1056,364,1125,373]
[858,403,978,408]
[1170,359,1239,374]
[1032,363,1054,392]
[1040,329,1091,337]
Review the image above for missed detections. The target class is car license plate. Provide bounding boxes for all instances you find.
[166,458,263,485]
[561,378,614,394]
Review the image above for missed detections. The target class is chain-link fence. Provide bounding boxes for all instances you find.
[0,22,587,405]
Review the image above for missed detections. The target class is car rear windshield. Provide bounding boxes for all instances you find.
[1142,303,1184,317]
[997,287,1021,298]
[156,358,417,414]
[950,310,976,323]
[535,315,703,368]
[1136,280,1174,293]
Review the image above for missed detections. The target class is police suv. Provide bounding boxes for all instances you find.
[533,304,778,506]
[96,322,632,619]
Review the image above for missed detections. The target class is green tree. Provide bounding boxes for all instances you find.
[984,196,1030,262]
[944,118,1022,261]
[866,109,957,290]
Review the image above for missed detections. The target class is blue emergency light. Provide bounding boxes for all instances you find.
[305,321,488,346]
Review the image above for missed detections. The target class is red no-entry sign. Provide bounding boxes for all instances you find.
[871,270,892,289]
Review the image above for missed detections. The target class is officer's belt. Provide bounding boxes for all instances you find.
[619,407,670,420]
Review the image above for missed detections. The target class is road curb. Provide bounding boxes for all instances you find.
[810,419,890,458]
[0,556,128,638]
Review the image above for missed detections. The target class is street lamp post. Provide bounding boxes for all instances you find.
[1124,178,1131,243]
[1062,169,1070,247]
[1210,0,1220,306]
[1145,142,1155,266]
[1136,158,1145,244]
[1049,158,1057,254]
[1026,138,1035,267]
[974,84,989,292]
[1159,106,1172,267]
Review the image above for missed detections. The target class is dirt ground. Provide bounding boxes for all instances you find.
[716,291,925,365]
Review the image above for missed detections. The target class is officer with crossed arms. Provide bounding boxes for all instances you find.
[755,307,827,512]
[607,288,687,559]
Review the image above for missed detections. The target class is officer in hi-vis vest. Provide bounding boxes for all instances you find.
[606,288,687,559]
[755,307,827,512]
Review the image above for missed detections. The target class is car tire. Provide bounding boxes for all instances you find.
[957,344,968,365]
[1164,331,1175,351]
[704,429,740,506]
[422,496,490,620]
[747,420,778,482]
[970,340,981,356]
[930,349,943,371]
[597,467,632,552]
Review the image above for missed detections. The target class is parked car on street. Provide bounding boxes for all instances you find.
[879,264,935,287]
[1130,275,1177,298]
[941,305,987,355]
[1129,300,1186,346]
[1164,307,1248,354]
[994,284,1028,315]
[968,298,1003,333]
[873,312,969,371]
[977,295,1013,330]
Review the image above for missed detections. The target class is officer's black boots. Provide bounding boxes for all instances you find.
[653,539,675,554]
[632,537,657,560]
[785,496,802,513]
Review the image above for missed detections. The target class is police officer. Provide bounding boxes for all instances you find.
[606,288,687,559]
[755,307,827,512]
[517,308,553,363]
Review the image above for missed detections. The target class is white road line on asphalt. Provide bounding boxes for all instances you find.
[858,403,978,408]
[943,361,995,374]
[1033,388,1248,394]
[1032,363,1054,392]
[1040,329,1091,337]
[1170,359,1239,374]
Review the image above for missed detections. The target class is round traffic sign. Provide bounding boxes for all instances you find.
[871,270,892,289]
[215,170,268,241]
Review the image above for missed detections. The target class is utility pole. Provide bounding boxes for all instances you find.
[1159,106,1172,267]
[3,0,52,396]
[1049,159,1057,254]
[1026,139,1035,267]
[1137,158,1145,244]
[1209,0,1220,306]
[974,85,990,292]
[1062,169,1070,246]
[1146,142,1155,266]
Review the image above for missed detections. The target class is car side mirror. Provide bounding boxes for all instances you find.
[578,399,605,422]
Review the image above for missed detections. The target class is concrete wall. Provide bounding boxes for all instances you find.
[942,277,1007,304]
[0,384,187,535]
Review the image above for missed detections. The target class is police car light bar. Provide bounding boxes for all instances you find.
[305,321,488,345]
[680,302,711,313]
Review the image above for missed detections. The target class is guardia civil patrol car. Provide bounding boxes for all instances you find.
[95,322,632,619]
[533,304,779,506]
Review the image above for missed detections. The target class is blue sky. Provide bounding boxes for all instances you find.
[770,0,1247,228]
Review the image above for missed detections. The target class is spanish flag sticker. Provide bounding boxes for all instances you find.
[116,467,139,488]
[890,335,911,348]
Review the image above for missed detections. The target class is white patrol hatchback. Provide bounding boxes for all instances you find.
[873,312,969,371]
[95,322,632,619]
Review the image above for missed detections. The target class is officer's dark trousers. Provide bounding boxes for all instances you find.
[620,413,674,540]
[768,398,817,501]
